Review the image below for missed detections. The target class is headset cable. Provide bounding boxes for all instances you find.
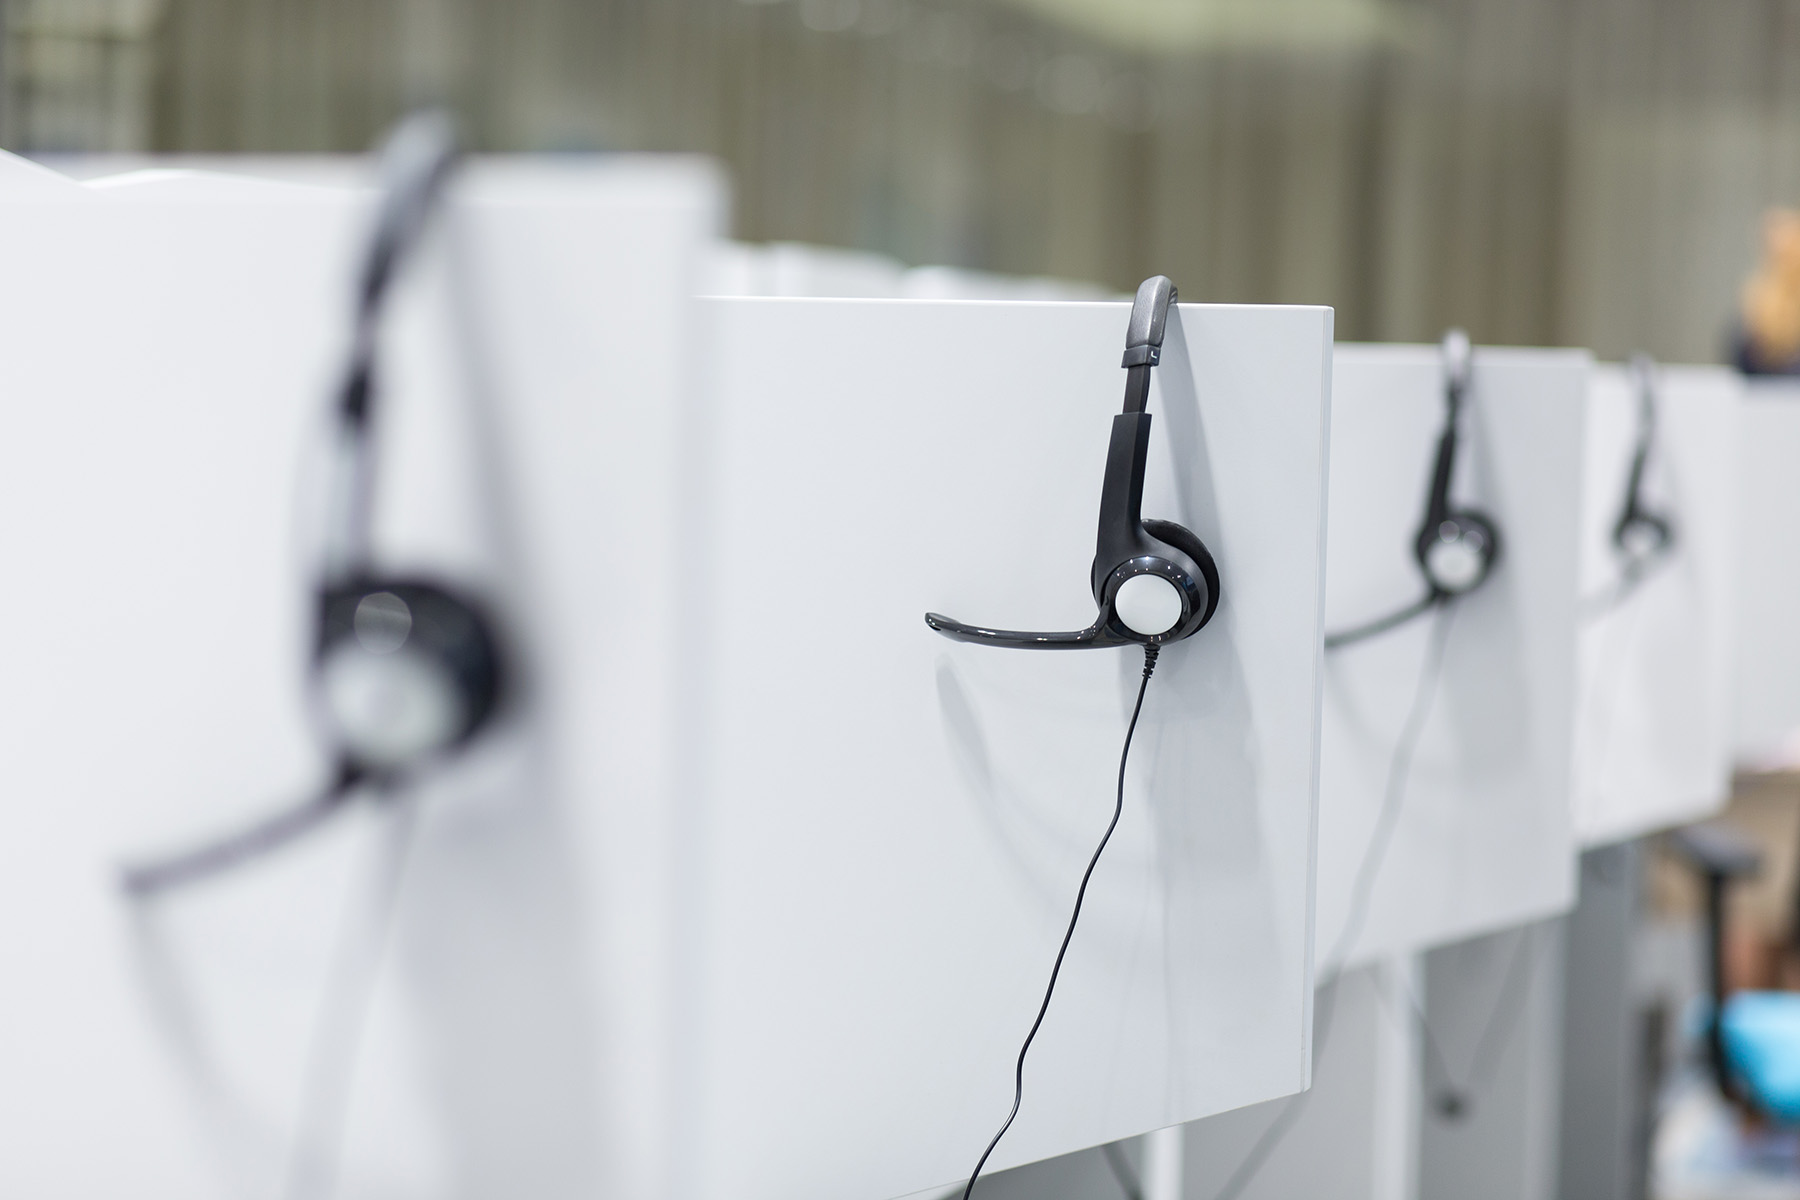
[959,644,1161,1200]
[282,789,423,1200]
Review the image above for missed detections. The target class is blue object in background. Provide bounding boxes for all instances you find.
[1723,992,1800,1122]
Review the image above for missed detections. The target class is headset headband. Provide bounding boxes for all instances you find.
[326,111,460,581]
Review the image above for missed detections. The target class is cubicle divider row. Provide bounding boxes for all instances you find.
[0,146,1780,1200]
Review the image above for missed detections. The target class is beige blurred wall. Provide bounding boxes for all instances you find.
[7,0,1800,360]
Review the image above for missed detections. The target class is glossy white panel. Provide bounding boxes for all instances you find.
[1319,345,1585,970]
[1572,365,1739,846]
[0,161,721,1199]
[696,297,1332,1200]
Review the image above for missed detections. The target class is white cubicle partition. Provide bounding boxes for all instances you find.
[1317,345,1586,970]
[0,161,723,1199]
[1181,345,1586,1200]
[1734,379,1800,767]
[1572,365,1739,846]
[1,154,1326,1200]
[692,298,1331,1200]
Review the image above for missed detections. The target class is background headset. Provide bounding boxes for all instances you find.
[925,275,1220,654]
[1216,331,1494,1197]
[1324,329,1500,651]
[123,112,503,896]
[1610,352,1676,577]
[926,277,1221,1200]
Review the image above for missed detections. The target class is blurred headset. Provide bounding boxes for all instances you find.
[1324,329,1500,651]
[1608,352,1676,582]
[925,275,1220,653]
[122,112,503,896]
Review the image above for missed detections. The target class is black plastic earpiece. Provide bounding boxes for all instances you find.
[314,578,501,776]
[1326,329,1502,651]
[925,276,1220,651]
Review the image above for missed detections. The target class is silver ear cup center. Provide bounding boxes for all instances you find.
[319,641,466,769]
[1618,518,1666,561]
[1114,573,1185,636]
[1425,521,1488,594]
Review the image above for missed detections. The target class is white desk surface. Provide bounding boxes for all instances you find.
[1318,345,1586,970]
[692,298,1332,1200]
[1573,365,1739,846]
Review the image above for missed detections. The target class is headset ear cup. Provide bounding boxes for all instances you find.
[1142,518,1221,630]
[1615,509,1673,559]
[316,579,502,773]
[1416,509,1499,596]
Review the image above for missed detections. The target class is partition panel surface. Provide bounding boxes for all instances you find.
[1572,365,1739,846]
[0,161,721,1199]
[1184,959,1420,1200]
[696,297,1332,1200]
[1318,345,1586,970]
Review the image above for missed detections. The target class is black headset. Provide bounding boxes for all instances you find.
[931,276,1218,1200]
[1610,352,1675,573]
[122,113,503,896]
[1324,329,1500,651]
[925,276,1220,652]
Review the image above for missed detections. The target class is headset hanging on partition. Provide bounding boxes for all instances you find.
[925,275,1220,653]
[121,112,504,897]
[1324,329,1500,651]
[926,277,1220,1200]
[1610,352,1676,578]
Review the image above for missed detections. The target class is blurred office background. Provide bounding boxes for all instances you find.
[5,0,1800,360]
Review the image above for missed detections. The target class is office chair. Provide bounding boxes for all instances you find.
[1673,821,1800,1122]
